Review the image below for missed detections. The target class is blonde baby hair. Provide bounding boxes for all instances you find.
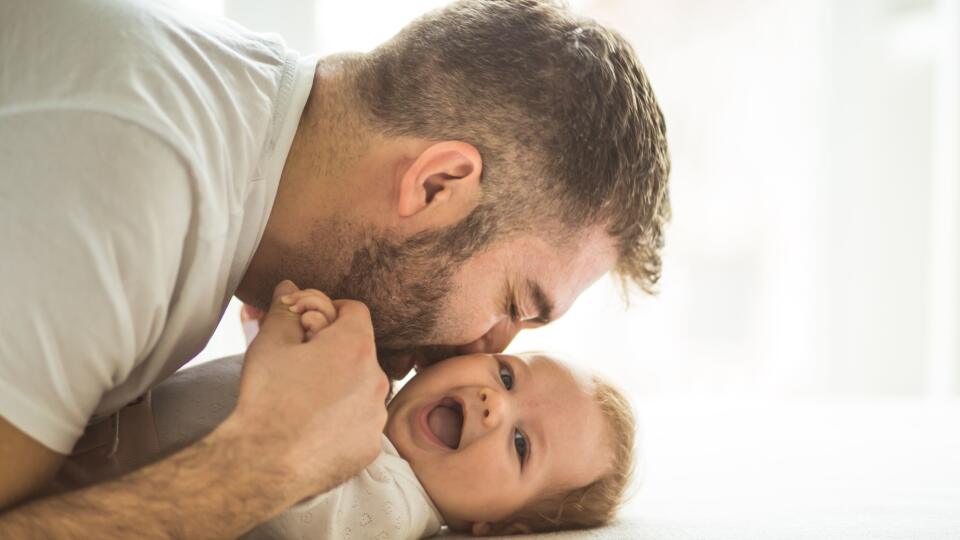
[483,377,637,535]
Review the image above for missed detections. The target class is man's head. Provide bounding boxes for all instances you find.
[240,0,670,377]
[384,352,637,534]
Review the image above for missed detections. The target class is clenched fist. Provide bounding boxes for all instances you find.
[226,281,389,499]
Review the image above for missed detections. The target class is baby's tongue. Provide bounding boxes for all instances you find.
[427,405,462,449]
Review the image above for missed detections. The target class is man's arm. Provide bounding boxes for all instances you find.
[0,281,390,538]
[0,415,291,539]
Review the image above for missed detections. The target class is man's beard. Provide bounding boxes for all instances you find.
[330,233,462,378]
[264,206,499,378]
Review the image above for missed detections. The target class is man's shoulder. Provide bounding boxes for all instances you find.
[2,0,295,184]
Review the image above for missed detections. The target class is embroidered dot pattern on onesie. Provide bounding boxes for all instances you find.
[239,435,443,539]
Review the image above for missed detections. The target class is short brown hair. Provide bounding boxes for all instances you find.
[486,378,637,535]
[354,0,671,294]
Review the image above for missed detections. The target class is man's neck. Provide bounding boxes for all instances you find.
[236,56,369,308]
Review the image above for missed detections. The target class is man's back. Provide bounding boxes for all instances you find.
[0,0,316,454]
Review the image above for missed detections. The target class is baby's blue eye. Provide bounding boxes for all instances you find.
[498,363,514,390]
[514,430,528,464]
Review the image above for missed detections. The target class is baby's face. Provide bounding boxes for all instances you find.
[385,353,609,532]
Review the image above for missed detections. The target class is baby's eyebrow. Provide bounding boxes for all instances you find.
[530,405,547,476]
[517,358,547,475]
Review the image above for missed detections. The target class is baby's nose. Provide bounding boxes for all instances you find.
[477,387,507,428]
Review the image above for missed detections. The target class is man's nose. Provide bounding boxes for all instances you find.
[455,318,521,355]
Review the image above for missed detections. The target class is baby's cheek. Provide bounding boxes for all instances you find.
[427,447,519,522]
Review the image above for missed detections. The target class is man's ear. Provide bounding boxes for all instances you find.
[397,141,482,225]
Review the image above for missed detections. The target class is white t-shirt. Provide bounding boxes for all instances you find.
[0,0,316,454]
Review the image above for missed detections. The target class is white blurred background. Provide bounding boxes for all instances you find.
[185,0,959,399]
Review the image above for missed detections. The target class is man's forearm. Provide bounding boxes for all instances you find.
[0,416,298,540]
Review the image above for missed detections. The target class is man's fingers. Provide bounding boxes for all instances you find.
[273,280,299,301]
[256,280,306,345]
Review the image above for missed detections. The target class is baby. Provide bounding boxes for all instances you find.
[235,290,638,538]
[57,290,637,539]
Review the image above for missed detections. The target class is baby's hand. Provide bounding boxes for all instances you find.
[281,288,338,341]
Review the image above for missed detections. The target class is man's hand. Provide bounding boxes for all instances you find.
[228,281,390,497]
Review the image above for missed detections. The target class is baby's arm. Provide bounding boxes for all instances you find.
[281,289,338,340]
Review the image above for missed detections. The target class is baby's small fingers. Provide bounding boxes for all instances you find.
[301,310,332,336]
[281,288,332,306]
[288,293,337,320]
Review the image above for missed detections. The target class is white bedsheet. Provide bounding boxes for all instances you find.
[445,397,960,539]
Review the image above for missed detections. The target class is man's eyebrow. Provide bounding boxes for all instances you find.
[526,279,554,323]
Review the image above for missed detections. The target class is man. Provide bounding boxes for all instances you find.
[0,0,669,537]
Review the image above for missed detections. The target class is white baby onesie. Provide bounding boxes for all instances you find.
[242,435,444,540]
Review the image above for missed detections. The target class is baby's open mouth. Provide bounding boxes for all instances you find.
[427,397,463,449]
